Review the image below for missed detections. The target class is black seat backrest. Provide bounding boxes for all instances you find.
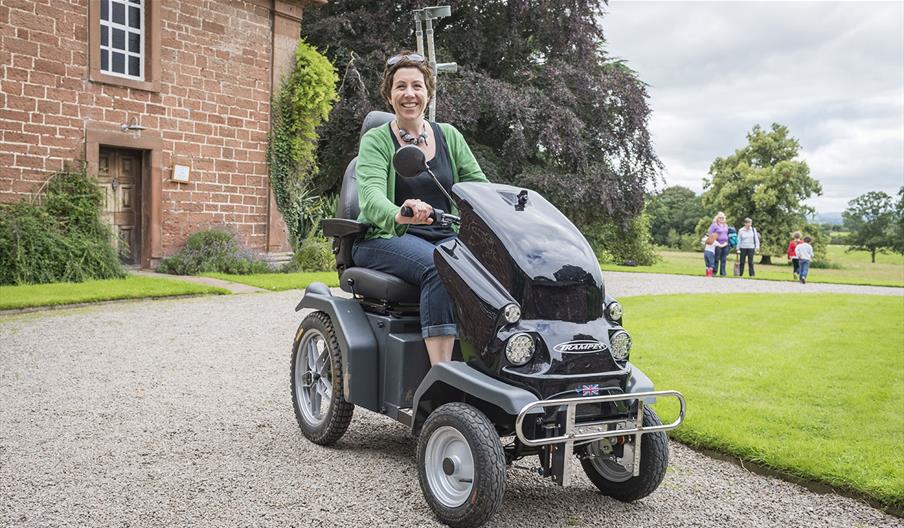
[336,111,395,220]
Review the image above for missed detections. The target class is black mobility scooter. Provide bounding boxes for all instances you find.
[291,112,686,528]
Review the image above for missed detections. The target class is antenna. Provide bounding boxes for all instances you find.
[412,6,456,122]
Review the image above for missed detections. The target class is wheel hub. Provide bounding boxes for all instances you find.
[442,456,458,476]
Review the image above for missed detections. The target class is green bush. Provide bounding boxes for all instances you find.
[268,39,338,247]
[283,235,334,272]
[0,168,124,285]
[582,213,659,266]
[156,229,271,275]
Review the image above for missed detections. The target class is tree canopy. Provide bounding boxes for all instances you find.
[645,186,705,246]
[302,0,660,227]
[699,123,822,262]
[843,190,897,263]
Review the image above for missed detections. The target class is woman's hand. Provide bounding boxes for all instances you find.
[396,198,434,225]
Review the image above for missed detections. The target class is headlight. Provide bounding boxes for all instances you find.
[609,331,632,361]
[606,301,623,321]
[505,333,535,365]
[502,304,521,324]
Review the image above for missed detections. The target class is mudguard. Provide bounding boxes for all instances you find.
[411,361,540,435]
[295,282,379,410]
[625,363,657,403]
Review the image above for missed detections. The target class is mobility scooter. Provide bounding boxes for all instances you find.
[291,112,686,528]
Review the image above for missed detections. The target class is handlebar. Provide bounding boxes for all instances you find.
[399,206,460,226]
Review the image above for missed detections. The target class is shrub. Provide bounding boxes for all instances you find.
[156,229,271,275]
[283,235,334,272]
[582,213,659,266]
[0,168,124,285]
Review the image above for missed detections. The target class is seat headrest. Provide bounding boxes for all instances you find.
[360,111,395,137]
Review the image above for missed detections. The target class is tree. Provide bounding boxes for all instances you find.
[302,1,660,229]
[645,186,705,246]
[843,191,896,263]
[894,187,904,255]
[699,123,822,264]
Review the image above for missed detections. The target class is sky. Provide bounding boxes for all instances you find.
[602,1,904,213]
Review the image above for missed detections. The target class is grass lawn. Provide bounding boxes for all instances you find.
[621,293,904,507]
[202,271,339,291]
[0,276,229,310]
[602,245,904,287]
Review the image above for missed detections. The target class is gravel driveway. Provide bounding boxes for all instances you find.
[1,276,901,527]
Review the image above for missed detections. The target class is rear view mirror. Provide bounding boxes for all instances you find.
[393,145,428,178]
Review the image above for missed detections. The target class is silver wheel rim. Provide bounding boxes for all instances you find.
[424,426,475,508]
[587,440,633,483]
[294,329,333,427]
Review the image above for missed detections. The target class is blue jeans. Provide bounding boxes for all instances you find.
[704,251,715,270]
[352,234,457,338]
[799,259,810,280]
[714,245,730,276]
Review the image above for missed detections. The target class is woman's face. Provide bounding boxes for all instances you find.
[717,215,726,224]
[390,67,429,120]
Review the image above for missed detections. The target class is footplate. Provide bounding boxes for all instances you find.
[514,390,686,486]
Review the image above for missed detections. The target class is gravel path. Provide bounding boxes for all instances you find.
[1,279,901,527]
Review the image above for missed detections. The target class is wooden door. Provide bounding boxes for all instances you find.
[97,148,142,264]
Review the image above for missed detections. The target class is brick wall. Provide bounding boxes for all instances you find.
[0,0,281,255]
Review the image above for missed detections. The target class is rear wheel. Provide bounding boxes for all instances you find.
[417,403,506,528]
[580,407,669,501]
[290,311,353,445]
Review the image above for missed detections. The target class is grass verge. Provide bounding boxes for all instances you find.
[621,293,904,507]
[0,276,229,310]
[202,271,339,291]
[603,245,904,287]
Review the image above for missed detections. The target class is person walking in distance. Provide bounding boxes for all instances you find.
[787,231,803,280]
[795,236,814,284]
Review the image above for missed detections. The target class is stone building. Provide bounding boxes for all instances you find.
[0,0,324,267]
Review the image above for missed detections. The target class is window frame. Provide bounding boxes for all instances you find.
[89,0,160,92]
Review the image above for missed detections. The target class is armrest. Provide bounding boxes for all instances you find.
[322,218,371,238]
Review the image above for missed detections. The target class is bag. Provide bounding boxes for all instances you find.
[728,227,738,250]
[733,252,741,276]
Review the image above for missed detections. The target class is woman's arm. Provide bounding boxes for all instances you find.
[356,130,407,237]
[442,124,489,183]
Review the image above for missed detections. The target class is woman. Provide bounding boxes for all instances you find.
[707,212,731,276]
[352,51,489,366]
[736,217,760,277]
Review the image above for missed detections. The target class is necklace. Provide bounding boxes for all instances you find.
[396,121,428,146]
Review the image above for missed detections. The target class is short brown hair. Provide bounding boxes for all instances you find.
[380,50,435,109]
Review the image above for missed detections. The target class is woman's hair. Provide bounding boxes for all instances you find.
[792,231,802,239]
[713,211,726,223]
[380,50,435,108]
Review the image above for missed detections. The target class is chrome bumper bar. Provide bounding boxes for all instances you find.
[513,390,686,485]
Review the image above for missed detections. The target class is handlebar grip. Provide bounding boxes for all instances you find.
[400,206,414,217]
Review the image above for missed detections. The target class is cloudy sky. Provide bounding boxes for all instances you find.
[602,1,904,213]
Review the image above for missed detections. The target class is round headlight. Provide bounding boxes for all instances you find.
[505,333,535,365]
[607,301,623,321]
[502,304,521,324]
[609,331,632,361]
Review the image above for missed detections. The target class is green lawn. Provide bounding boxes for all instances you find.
[602,245,904,287]
[621,293,904,507]
[202,271,339,291]
[0,276,229,310]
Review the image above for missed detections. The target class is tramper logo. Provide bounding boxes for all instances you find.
[553,340,607,354]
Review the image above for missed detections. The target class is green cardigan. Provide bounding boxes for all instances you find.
[356,122,489,239]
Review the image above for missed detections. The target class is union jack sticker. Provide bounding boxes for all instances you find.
[576,384,600,397]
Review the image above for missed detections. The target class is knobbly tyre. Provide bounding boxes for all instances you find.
[290,111,686,528]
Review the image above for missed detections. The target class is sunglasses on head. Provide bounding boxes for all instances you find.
[386,53,426,66]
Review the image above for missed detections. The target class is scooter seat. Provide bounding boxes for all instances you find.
[340,267,420,304]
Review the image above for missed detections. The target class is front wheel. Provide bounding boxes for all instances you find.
[417,403,506,528]
[579,406,669,501]
[290,311,354,445]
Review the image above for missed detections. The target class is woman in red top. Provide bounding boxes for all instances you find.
[787,231,802,280]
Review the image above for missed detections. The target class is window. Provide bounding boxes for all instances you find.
[89,0,160,92]
[100,0,144,79]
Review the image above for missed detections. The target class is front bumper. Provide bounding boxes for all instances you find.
[514,390,686,486]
